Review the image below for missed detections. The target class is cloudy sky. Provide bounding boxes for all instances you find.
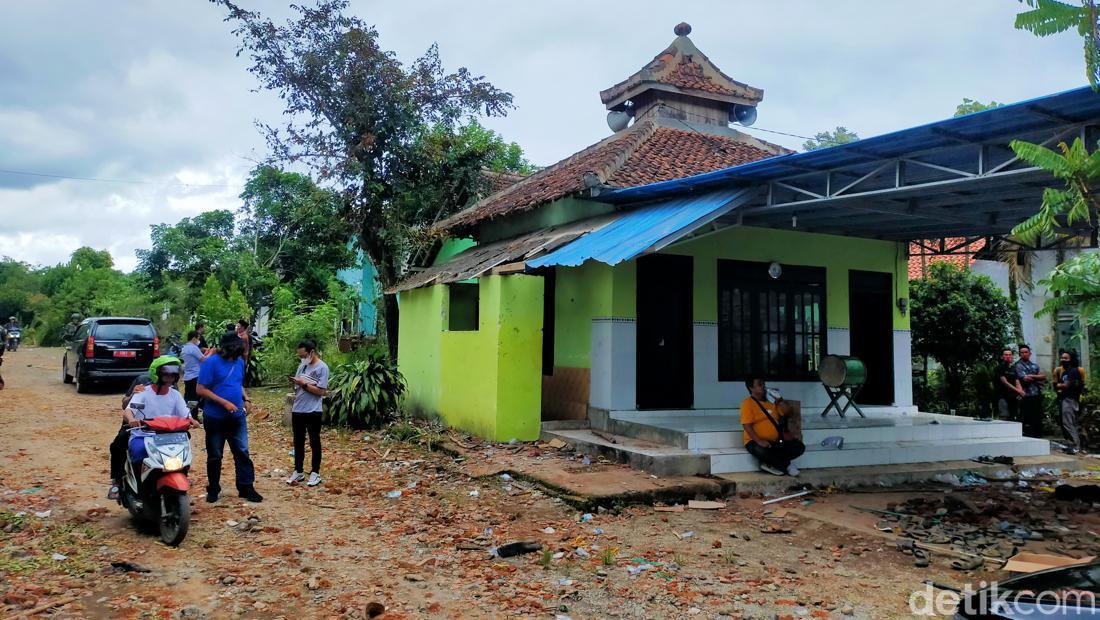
[0,1,1087,271]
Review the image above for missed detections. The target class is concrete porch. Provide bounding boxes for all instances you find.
[541,407,1051,476]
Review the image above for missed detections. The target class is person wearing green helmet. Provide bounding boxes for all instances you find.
[108,355,190,500]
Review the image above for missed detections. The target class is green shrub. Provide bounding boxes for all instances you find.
[324,355,406,428]
[258,298,339,381]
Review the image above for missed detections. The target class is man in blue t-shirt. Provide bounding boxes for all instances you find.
[197,333,262,503]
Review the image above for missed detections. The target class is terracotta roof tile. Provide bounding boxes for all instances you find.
[599,33,763,107]
[482,169,528,194]
[440,121,777,231]
[608,127,774,186]
[907,238,985,279]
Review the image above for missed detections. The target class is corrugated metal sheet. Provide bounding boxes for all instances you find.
[600,85,1100,203]
[527,187,754,268]
[387,214,617,293]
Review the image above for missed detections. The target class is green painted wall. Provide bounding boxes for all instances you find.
[667,226,909,329]
[396,285,444,416]
[481,196,616,243]
[434,238,477,265]
[492,275,545,441]
[398,275,544,441]
[554,263,612,368]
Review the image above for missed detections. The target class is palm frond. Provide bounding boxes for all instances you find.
[1010,139,1070,177]
[1011,207,1058,243]
[1015,0,1087,36]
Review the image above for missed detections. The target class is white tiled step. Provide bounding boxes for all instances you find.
[687,420,1024,450]
[708,436,1051,474]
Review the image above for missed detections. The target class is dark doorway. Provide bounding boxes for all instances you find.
[849,271,894,405]
[637,254,693,409]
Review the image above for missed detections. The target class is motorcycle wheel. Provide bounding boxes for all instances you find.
[122,487,142,518]
[159,491,190,546]
[62,355,73,384]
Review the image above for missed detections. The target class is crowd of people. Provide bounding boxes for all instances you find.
[995,344,1087,454]
[108,321,330,503]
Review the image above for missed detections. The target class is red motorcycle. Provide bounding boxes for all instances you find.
[118,416,194,546]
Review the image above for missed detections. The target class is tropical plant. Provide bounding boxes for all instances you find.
[1037,251,1100,326]
[910,262,1016,413]
[325,356,407,428]
[802,127,860,151]
[1015,0,1100,89]
[1007,138,1100,242]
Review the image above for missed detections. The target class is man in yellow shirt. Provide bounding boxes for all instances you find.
[740,376,805,476]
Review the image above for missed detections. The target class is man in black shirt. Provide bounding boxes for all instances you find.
[995,348,1024,421]
[1055,350,1085,454]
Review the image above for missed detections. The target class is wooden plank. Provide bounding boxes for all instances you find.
[688,500,726,510]
[491,261,527,275]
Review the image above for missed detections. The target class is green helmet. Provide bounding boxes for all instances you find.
[148,355,184,382]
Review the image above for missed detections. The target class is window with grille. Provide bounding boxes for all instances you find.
[717,260,826,381]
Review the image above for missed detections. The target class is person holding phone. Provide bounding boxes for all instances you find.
[287,339,329,487]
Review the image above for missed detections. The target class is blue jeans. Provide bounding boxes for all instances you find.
[204,415,255,495]
[128,435,148,468]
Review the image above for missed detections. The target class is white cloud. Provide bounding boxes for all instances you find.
[0,0,1089,272]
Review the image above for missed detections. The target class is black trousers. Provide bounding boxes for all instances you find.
[1020,396,1044,438]
[746,439,806,470]
[183,378,199,406]
[109,425,129,481]
[292,412,323,474]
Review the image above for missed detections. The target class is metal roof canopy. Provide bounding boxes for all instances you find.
[596,86,1100,242]
[528,187,756,267]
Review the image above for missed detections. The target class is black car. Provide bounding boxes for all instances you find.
[63,317,159,393]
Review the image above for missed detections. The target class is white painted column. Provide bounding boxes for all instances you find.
[589,318,636,410]
[893,329,913,408]
[827,328,850,356]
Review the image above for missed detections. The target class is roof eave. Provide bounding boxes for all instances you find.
[603,82,762,111]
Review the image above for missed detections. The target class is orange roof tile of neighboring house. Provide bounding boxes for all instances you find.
[439,119,779,231]
[907,238,986,279]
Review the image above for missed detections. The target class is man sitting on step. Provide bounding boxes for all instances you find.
[740,376,805,476]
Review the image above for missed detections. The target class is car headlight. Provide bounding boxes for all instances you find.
[163,457,184,472]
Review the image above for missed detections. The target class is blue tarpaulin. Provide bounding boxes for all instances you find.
[527,187,754,267]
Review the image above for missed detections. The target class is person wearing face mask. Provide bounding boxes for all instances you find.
[286,340,329,487]
[1054,350,1086,454]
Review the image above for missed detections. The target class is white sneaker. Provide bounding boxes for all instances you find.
[760,463,785,476]
[307,472,322,487]
[786,464,800,477]
[286,471,305,484]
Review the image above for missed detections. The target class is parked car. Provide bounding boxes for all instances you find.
[62,317,158,393]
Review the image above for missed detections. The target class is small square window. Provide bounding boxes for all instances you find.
[448,283,479,331]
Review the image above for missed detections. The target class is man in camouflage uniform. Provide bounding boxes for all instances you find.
[61,313,82,344]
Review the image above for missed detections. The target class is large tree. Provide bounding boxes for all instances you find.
[802,127,860,151]
[213,0,514,359]
[137,210,236,291]
[238,165,353,301]
[910,262,1016,413]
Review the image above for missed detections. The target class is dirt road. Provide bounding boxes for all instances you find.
[1,347,1026,618]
